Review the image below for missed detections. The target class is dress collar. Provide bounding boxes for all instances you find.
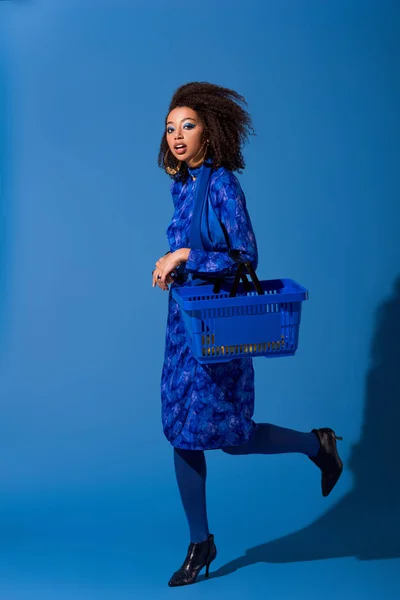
[187,158,212,180]
[187,164,203,179]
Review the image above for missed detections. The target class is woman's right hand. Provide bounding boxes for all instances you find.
[152,270,174,291]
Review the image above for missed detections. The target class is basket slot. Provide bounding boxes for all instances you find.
[279,301,299,349]
[199,335,295,359]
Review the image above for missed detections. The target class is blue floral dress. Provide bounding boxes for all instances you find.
[161,164,260,451]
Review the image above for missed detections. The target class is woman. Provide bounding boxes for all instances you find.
[152,82,343,587]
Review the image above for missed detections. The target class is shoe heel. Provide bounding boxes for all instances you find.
[205,552,215,578]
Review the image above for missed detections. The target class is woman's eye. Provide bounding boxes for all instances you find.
[166,123,195,134]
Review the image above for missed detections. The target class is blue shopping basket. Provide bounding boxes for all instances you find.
[171,256,309,364]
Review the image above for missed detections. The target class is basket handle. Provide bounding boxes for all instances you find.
[211,267,252,294]
[211,250,264,297]
[228,256,265,297]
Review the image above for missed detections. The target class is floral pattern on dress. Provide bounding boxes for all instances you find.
[160,166,259,450]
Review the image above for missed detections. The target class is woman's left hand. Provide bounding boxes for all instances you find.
[152,249,189,288]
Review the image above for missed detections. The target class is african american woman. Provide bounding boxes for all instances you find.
[151,82,343,588]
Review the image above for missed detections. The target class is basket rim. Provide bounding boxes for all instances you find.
[171,278,308,311]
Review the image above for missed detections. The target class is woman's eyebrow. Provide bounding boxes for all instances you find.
[166,117,197,125]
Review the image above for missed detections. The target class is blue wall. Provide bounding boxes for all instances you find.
[1,1,399,598]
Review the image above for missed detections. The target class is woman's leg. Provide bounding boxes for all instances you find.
[221,423,320,456]
[173,447,210,543]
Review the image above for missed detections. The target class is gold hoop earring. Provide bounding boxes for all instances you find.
[188,140,209,169]
[164,148,182,175]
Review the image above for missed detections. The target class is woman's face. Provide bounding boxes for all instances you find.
[165,107,206,168]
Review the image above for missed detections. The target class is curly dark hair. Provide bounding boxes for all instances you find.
[158,81,255,182]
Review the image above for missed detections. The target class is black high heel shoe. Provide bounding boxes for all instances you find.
[168,533,217,587]
[309,428,344,497]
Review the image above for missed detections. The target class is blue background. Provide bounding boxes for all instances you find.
[1,0,399,598]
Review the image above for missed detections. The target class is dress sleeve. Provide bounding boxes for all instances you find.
[184,171,258,276]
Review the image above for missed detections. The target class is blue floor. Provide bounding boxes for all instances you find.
[1,453,399,599]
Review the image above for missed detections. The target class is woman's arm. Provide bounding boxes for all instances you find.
[178,171,258,275]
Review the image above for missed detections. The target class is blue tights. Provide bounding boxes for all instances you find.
[173,423,320,543]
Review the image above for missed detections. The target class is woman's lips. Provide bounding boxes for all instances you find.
[174,145,187,155]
